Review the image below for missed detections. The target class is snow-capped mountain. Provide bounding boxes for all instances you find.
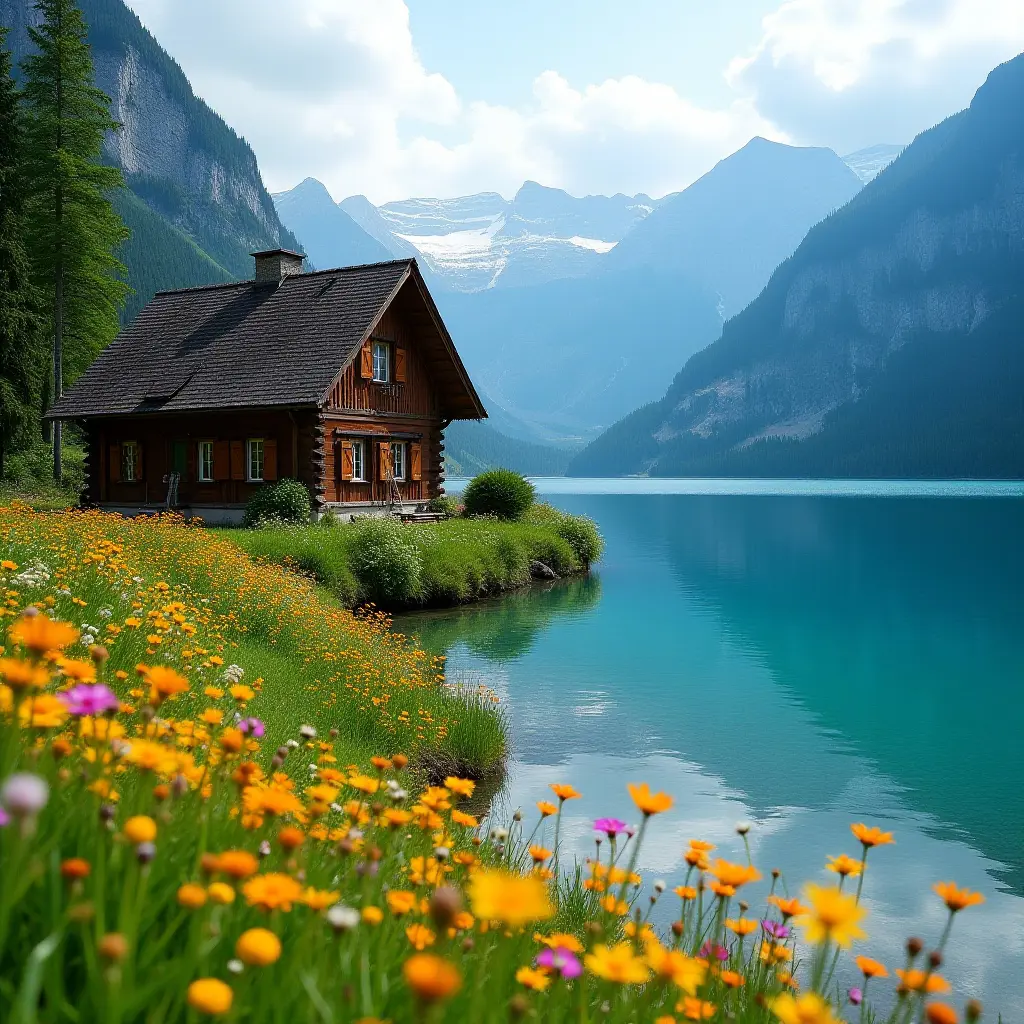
[371,181,664,291]
[842,144,905,182]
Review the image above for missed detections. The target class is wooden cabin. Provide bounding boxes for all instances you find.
[47,251,486,522]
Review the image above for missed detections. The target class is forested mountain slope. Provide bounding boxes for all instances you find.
[570,53,1024,479]
[1,0,299,316]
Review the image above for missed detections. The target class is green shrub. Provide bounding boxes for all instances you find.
[242,479,312,527]
[524,503,603,567]
[3,440,85,503]
[348,516,423,604]
[553,514,603,566]
[425,494,463,517]
[462,469,535,520]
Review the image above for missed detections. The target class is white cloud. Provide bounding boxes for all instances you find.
[122,0,1024,202]
[123,0,783,202]
[729,0,1024,152]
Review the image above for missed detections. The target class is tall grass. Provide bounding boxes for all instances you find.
[227,505,603,610]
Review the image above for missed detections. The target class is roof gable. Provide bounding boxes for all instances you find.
[48,259,485,421]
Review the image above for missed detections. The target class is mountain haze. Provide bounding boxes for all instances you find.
[605,138,864,318]
[272,179,393,270]
[429,140,867,437]
[570,53,1024,479]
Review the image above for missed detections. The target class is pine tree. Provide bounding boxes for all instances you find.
[21,0,129,482]
[0,28,43,480]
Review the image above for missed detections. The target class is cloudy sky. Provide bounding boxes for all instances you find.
[122,0,1024,204]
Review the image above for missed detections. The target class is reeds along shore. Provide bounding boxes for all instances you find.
[0,504,988,1022]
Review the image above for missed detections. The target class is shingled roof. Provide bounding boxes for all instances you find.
[48,258,486,421]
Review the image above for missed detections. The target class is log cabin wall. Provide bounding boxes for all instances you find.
[322,416,443,505]
[87,410,314,509]
[322,304,446,505]
[324,308,440,418]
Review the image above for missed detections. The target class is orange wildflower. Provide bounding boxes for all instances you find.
[933,882,985,912]
[851,823,894,848]
[9,615,79,653]
[628,782,673,815]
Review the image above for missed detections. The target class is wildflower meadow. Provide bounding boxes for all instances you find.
[0,504,987,1022]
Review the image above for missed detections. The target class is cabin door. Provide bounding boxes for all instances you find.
[171,441,187,474]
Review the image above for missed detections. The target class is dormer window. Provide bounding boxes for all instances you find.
[372,341,390,383]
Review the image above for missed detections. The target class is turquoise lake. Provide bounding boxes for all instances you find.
[396,480,1024,1015]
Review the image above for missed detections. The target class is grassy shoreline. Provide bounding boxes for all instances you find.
[0,504,508,780]
[226,505,603,612]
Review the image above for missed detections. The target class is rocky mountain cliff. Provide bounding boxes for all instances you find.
[1,0,299,303]
[570,53,1024,478]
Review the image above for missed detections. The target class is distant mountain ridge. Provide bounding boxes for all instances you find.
[569,53,1024,479]
[429,139,867,438]
[272,179,393,270]
[842,144,905,183]
[274,178,665,293]
[604,138,864,318]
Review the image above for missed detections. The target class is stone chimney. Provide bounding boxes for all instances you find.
[252,248,306,285]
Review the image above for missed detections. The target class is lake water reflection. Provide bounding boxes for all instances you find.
[397,480,1024,1015]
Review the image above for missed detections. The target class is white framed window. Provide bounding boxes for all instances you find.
[351,440,365,482]
[390,441,405,481]
[372,340,390,383]
[121,441,139,482]
[198,441,214,482]
[247,438,265,482]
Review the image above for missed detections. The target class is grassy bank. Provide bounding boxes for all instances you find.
[0,505,507,779]
[227,504,603,610]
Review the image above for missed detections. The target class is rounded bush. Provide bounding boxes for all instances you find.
[348,516,423,604]
[462,469,535,521]
[242,479,311,528]
[425,494,463,518]
[555,514,604,567]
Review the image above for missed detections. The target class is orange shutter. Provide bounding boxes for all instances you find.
[230,441,245,481]
[395,347,407,383]
[109,444,121,483]
[340,440,354,481]
[213,440,230,481]
[360,342,373,379]
[378,441,391,481]
[410,442,422,481]
[264,439,278,481]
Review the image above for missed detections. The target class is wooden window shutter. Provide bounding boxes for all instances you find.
[395,347,407,383]
[359,342,373,379]
[135,444,144,481]
[378,441,391,481]
[410,442,422,481]
[187,442,198,482]
[109,443,121,483]
[264,439,278,481]
[230,441,245,481]
[213,440,230,481]
[340,440,354,481]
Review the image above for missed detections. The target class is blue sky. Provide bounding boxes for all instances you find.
[406,0,778,112]
[125,0,1024,204]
